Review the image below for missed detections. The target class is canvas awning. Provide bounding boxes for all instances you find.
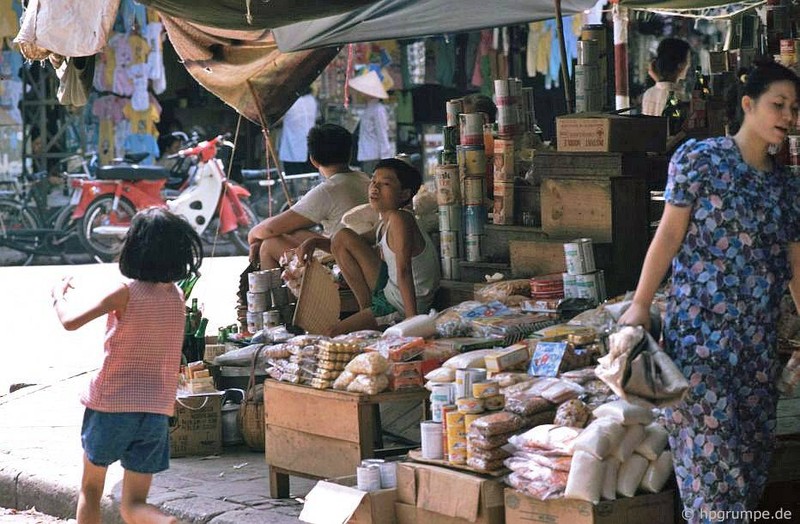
[271,0,598,52]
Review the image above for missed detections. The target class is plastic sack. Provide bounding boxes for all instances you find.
[617,453,649,497]
[341,203,379,235]
[593,400,655,426]
[442,348,498,370]
[346,373,389,394]
[434,301,484,337]
[55,57,93,107]
[639,451,673,493]
[466,430,516,450]
[345,352,390,375]
[366,336,426,362]
[413,185,439,233]
[602,457,621,500]
[506,452,573,472]
[508,424,581,455]
[383,312,437,338]
[466,456,506,472]
[476,279,531,303]
[573,418,626,460]
[635,422,669,461]
[332,370,356,390]
[505,470,566,500]
[565,450,606,503]
[504,392,553,417]
[424,367,455,383]
[470,411,524,437]
[610,424,646,463]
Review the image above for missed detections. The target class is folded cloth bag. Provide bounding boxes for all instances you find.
[596,325,689,407]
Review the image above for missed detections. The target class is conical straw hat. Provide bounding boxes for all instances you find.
[348,70,389,99]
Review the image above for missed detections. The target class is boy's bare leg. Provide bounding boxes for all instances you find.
[331,229,382,310]
[77,454,107,524]
[120,469,177,524]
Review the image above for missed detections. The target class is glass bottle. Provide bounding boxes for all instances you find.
[662,91,684,136]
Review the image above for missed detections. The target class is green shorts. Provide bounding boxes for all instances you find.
[370,262,402,325]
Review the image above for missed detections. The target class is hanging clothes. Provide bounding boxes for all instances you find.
[144,20,166,94]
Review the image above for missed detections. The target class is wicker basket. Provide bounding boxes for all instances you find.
[237,346,265,451]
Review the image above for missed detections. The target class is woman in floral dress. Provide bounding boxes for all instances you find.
[620,60,800,522]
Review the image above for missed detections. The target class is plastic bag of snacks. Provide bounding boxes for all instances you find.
[345,352,390,375]
[366,336,426,362]
[347,373,389,394]
[475,279,531,303]
[434,301,484,337]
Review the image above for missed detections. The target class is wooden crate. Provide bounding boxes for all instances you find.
[509,240,566,277]
[540,174,649,296]
[533,151,650,179]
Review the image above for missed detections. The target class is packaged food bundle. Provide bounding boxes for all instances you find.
[491,372,532,388]
[466,455,507,472]
[366,336,426,362]
[470,411,524,437]
[347,373,389,394]
[345,352,390,375]
[441,348,499,370]
[504,463,568,500]
[507,451,572,472]
[504,391,554,417]
[467,429,517,450]
[389,361,423,390]
[508,424,582,455]
[565,450,606,503]
[332,330,384,348]
[522,409,557,429]
[470,313,555,345]
[475,279,531,303]
[553,399,591,428]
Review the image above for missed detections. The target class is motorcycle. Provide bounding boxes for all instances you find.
[71,136,257,261]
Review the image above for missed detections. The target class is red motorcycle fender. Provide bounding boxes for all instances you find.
[71,181,119,219]
[217,183,251,234]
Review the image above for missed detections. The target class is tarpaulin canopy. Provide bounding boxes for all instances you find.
[271,0,599,52]
[618,0,761,8]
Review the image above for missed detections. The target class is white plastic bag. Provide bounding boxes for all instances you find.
[639,451,674,493]
[573,418,625,459]
[602,457,621,500]
[617,453,649,497]
[383,312,437,338]
[565,450,606,503]
[593,400,655,426]
[635,422,669,461]
[611,424,646,463]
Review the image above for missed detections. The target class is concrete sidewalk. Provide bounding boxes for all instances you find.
[0,374,316,524]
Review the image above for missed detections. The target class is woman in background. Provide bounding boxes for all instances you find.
[641,37,691,116]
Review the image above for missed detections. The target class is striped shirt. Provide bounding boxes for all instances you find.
[81,280,185,416]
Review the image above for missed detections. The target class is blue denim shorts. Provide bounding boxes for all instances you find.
[81,408,170,474]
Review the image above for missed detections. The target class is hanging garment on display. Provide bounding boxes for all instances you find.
[55,56,95,107]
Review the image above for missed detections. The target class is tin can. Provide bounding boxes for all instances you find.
[262,309,282,327]
[564,238,596,275]
[581,25,608,109]
[246,291,271,312]
[493,139,516,182]
[496,105,520,137]
[456,145,487,177]
[463,413,485,432]
[379,461,397,489]
[439,230,460,258]
[577,39,599,65]
[472,380,500,398]
[562,272,579,299]
[461,177,485,206]
[493,182,514,225]
[443,125,459,150]
[446,98,464,127]
[459,113,488,146]
[574,64,600,92]
[356,464,382,491]
[456,397,485,414]
[430,383,455,404]
[464,205,486,236]
[455,368,487,399]
[441,257,461,280]
[575,87,603,113]
[573,270,606,303]
[438,204,462,231]
[420,421,444,459]
[465,235,483,262]
[246,311,263,333]
[434,164,461,205]
[447,438,467,465]
[248,270,271,293]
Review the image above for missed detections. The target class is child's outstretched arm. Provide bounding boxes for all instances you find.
[386,211,418,319]
[52,277,129,331]
[618,202,690,328]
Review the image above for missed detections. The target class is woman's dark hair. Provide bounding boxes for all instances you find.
[742,58,800,100]
[376,158,422,207]
[653,38,691,82]
[307,123,352,165]
[119,207,203,283]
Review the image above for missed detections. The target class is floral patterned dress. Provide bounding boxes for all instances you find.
[662,137,800,522]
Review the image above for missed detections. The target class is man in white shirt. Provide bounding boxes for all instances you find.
[279,89,318,175]
[248,124,370,269]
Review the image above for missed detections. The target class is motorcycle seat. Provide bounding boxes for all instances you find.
[97,165,171,181]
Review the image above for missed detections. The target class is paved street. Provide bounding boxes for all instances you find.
[0,255,247,397]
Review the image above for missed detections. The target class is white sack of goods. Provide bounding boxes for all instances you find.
[602,457,621,501]
[565,450,606,503]
[593,399,655,425]
[617,453,650,497]
[573,417,626,459]
[611,423,646,463]
[442,348,499,369]
[509,424,581,455]
[341,203,380,235]
[639,450,674,493]
[635,422,670,460]
[384,312,437,338]
[425,367,456,383]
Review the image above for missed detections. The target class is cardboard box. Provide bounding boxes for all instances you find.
[484,343,530,373]
[504,488,675,524]
[169,392,223,458]
[556,114,667,153]
[396,462,504,524]
[300,478,397,524]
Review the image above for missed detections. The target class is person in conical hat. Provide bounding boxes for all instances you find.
[349,69,394,175]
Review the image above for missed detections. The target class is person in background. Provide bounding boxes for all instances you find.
[248,123,370,269]
[327,158,440,336]
[156,132,185,171]
[349,70,394,174]
[51,207,203,524]
[462,93,498,122]
[618,60,800,521]
[641,37,691,116]
[279,86,318,175]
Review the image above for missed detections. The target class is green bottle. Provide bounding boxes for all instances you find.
[662,91,684,136]
[193,317,209,361]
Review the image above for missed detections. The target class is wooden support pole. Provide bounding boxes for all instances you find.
[554,0,573,114]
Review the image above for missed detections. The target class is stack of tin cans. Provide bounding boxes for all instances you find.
[562,238,606,305]
[578,24,610,112]
[437,101,464,279]
[492,78,529,226]
[246,269,294,332]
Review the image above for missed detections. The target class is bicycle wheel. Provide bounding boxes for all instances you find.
[78,195,137,262]
[0,199,39,266]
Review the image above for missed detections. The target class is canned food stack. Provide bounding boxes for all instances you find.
[247,269,293,332]
[530,273,565,303]
[562,238,607,305]
[493,79,526,225]
[580,24,609,111]
[494,78,523,138]
[456,133,487,263]
[356,459,398,491]
[575,39,602,113]
[492,137,516,225]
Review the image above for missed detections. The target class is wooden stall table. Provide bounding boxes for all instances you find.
[263,380,428,498]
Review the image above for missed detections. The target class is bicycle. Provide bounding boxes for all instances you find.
[0,169,89,266]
